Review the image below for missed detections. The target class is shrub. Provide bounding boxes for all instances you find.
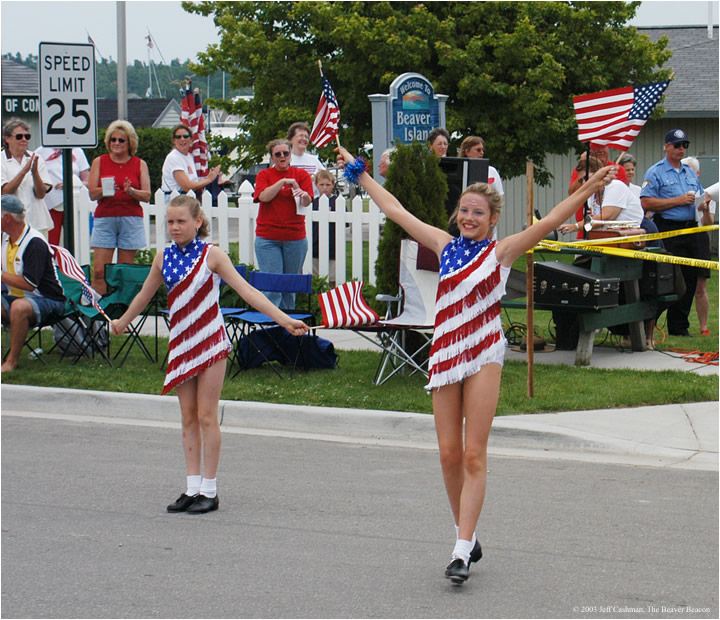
[375,141,448,295]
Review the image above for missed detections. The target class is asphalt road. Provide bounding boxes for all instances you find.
[2,414,717,619]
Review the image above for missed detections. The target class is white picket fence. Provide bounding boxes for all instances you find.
[73,180,387,286]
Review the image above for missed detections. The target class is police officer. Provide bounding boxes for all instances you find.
[640,129,706,336]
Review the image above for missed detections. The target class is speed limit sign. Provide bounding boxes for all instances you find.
[39,42,97,147]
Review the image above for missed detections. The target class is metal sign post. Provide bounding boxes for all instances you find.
[38,42,97,254]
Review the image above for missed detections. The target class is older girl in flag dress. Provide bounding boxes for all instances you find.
[336,146,617,584]
[111,195,309,514]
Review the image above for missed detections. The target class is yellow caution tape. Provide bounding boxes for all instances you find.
[535,238,719,270]
[561,224,718,247]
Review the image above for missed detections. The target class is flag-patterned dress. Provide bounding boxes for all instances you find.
[426,237,511,390]
[161,238,232,394]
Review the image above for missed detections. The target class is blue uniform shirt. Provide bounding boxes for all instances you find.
[640,157,703,221]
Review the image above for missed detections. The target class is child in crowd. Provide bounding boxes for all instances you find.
[312,170,338,284]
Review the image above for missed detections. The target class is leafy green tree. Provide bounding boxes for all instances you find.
[375,141,448,295]
[184,1,671,184]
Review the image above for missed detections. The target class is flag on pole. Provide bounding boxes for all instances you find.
[318,281,378,328]
[145,34,153,49]
[309,69,340,149]
[51,245,110,322]
[180,81,209,177]
[573,81,670,151]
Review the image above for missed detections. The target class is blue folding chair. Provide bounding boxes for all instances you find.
[231,271,314,378]
[160,264,248,370]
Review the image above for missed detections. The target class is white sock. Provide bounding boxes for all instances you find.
[455,525,477,547]
[199,477,217,498]
[186,475,202,496]
[452,538,474,564]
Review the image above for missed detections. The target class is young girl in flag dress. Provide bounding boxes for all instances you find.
[336,146,617,584]
[111,195,309,514]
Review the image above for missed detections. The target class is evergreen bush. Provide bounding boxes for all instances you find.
[375,141,448,295]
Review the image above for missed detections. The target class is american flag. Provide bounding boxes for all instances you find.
[309,69,340,149]
[51,245,110,322]
[318,281,378,328]
[180,81,209,177]
[573,81,670,151]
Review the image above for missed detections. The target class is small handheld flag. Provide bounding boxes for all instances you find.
[180,81,209,177]
[310,66,340,149]
[51,245,111,323]
[573,81,670,151]
[318,281,378,328]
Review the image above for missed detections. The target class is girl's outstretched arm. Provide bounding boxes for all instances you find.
[110,252,164,335]
[207,247,309,336]
[335,146,452,258]
[496,165,617,267]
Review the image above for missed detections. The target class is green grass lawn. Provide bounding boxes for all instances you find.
[3,248,717,416]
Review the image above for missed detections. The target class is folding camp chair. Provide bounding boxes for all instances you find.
[231,271,314,378]
[103,264,156,367]
[56,270,114,366]
[352,239,440,385]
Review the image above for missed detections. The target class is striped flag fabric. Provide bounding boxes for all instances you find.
[318,281,378,328]
[573,81,670,151]
[180,81,209,177]
[51,244,110,322]
[309,69,340,149]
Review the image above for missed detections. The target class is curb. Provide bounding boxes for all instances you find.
[2,385,717,470]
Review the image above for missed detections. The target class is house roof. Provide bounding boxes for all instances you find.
[638,26,719,117]
[1,58,39,94]
[96,98,182,128]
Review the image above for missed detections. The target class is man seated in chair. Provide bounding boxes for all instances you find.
[1,194,65,371]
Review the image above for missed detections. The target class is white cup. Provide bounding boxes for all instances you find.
[101,177,115,197]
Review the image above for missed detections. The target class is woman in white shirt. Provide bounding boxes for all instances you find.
[287,122,325,196]
[1,119,53,236]
[559,157,643,234]
[161,124,220,199]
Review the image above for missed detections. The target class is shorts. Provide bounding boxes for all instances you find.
[91,216,146,250]
[696,231,711,279]
[2,293,66,325]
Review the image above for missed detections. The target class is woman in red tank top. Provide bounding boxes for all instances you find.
[87,120,151,294]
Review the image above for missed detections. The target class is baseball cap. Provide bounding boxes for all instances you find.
[664,129,689,145]
[1,194,25,214]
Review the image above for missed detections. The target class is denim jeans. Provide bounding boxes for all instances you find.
[254,237,308,309]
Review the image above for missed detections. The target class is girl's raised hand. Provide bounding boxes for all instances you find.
[334,145,355,168]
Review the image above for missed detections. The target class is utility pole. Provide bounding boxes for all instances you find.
[117,1,127,119]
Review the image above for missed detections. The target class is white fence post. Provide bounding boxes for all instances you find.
[73,182,385,286]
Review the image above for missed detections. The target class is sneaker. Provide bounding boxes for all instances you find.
[445,558,469,584]
[701,330,711,336]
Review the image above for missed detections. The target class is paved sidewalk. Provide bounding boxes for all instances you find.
[3,385,717,471]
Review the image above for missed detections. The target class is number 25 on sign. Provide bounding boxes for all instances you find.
[38,42,97,148]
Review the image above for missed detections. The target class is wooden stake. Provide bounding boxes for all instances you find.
[526,161,535,398]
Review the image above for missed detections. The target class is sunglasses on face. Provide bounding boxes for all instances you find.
[174,134,191,140]
[12,133,31,140]
[273,151,290,157]
[110,137,127,144]
[672,141,690,149]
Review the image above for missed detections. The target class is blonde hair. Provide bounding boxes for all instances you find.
[104,120,139,156]
[448,183,503,229]
[314,169,334,185]
[167,195,209,238]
